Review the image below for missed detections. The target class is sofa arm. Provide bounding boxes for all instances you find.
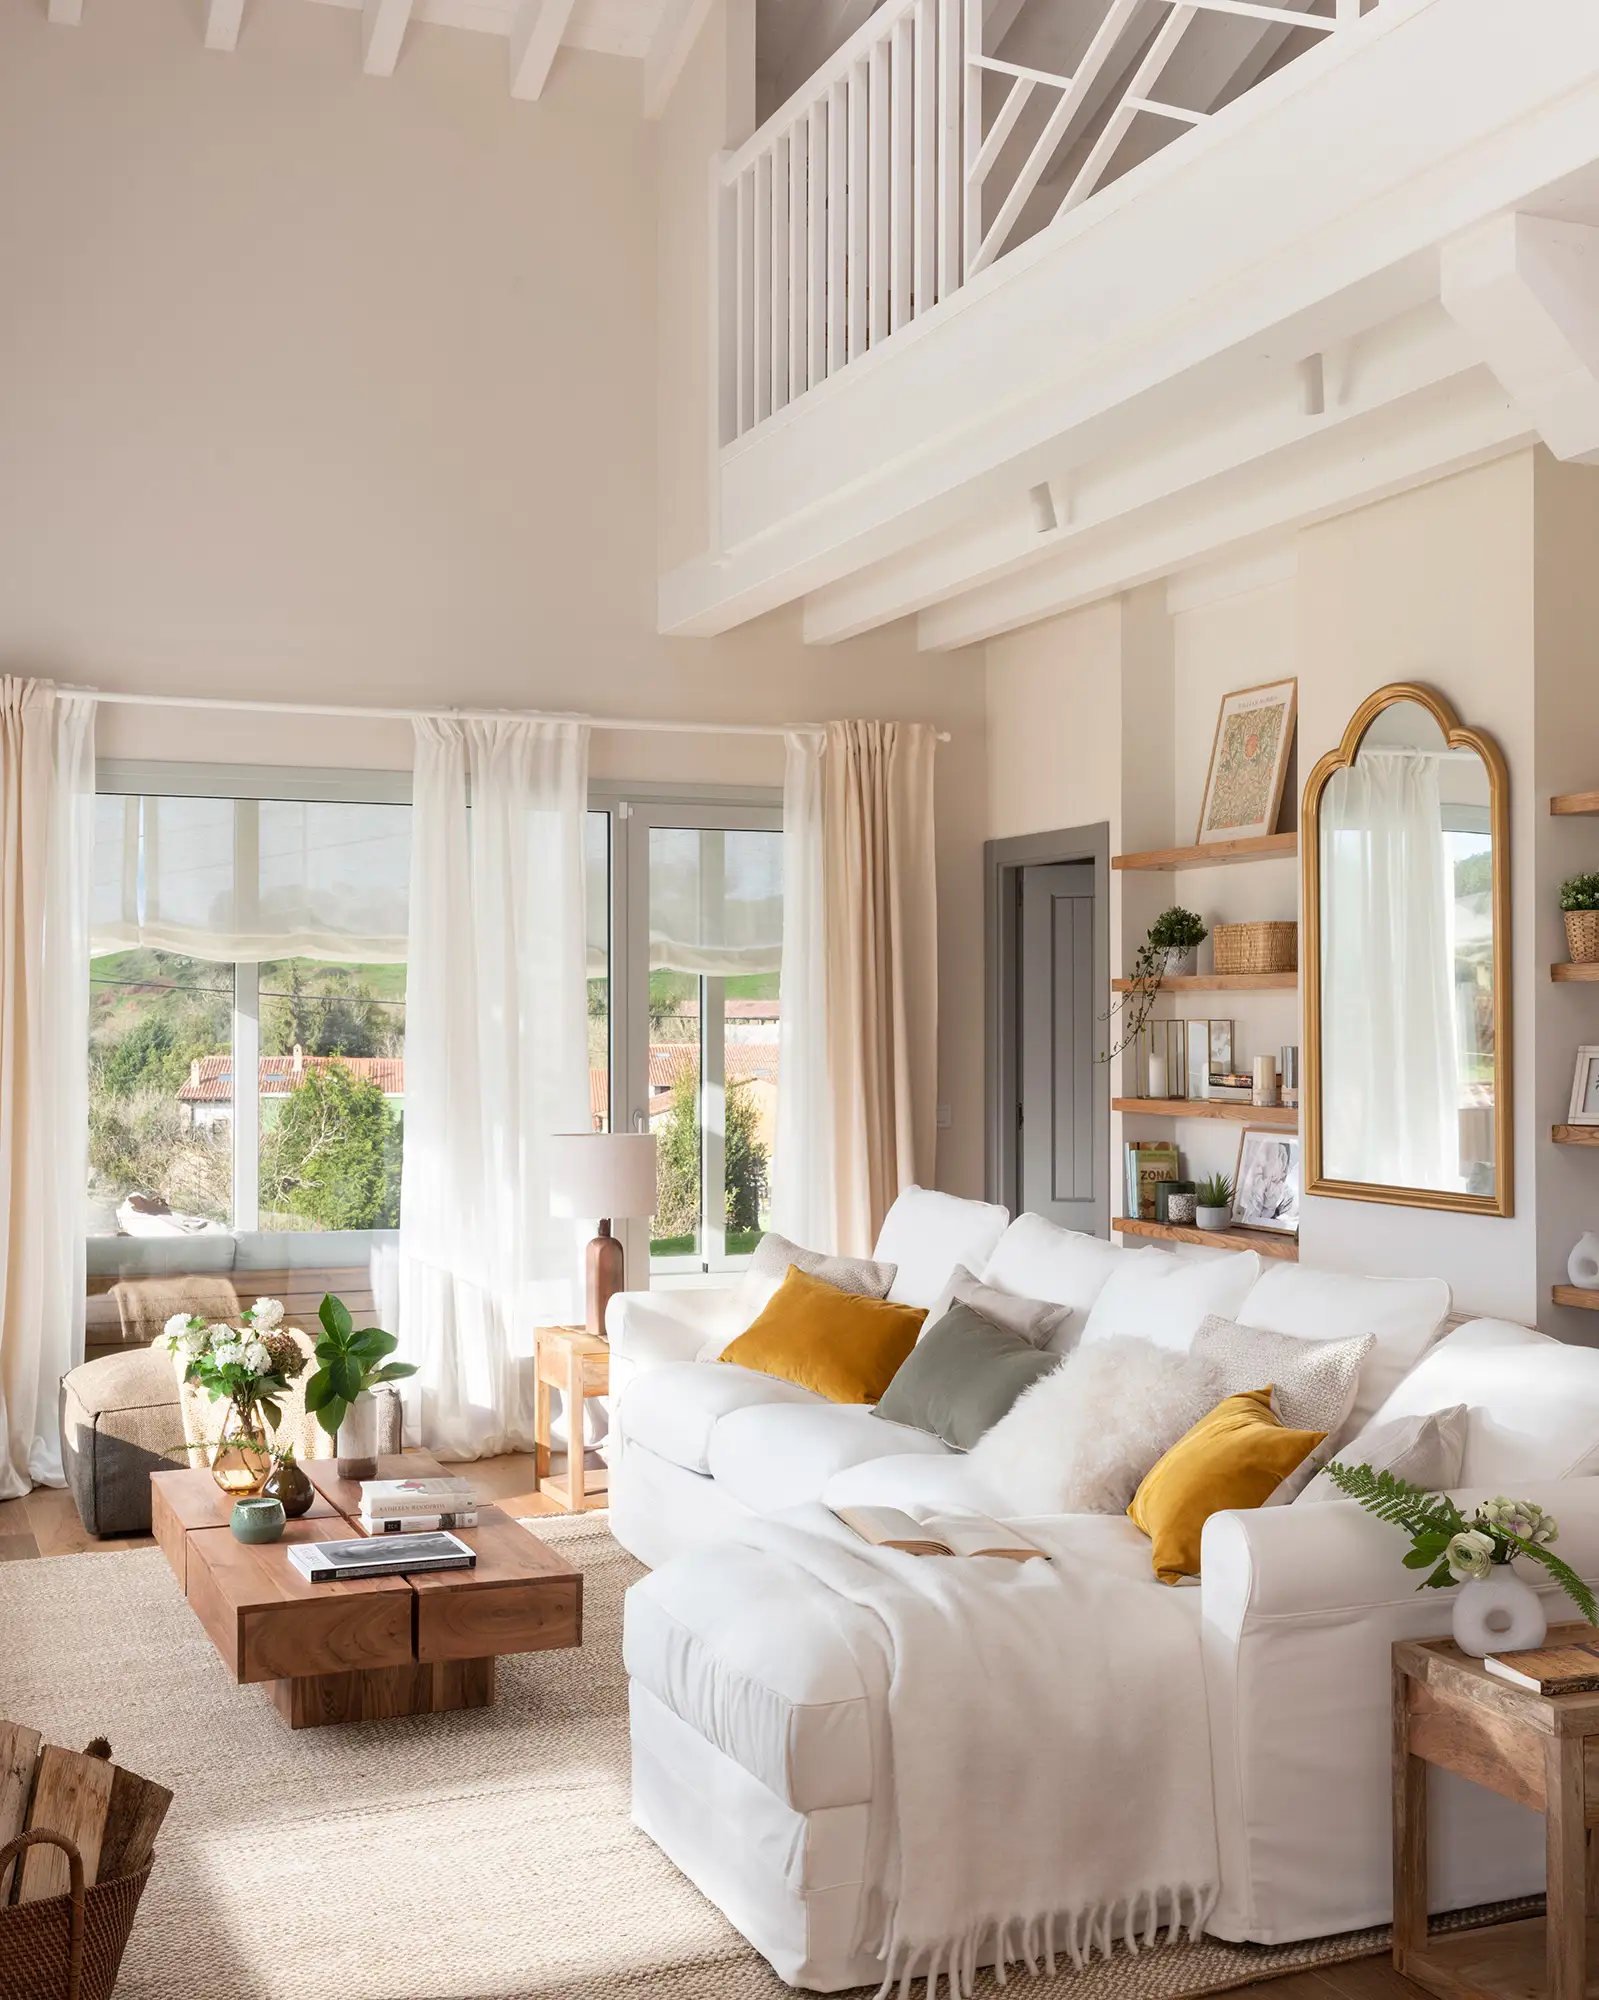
[605,1286,751,1399]
[1200,1482,1599,1945]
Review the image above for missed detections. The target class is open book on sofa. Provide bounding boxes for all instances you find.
[830,1504,1047,1563]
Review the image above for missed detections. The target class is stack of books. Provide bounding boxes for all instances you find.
[357,1474,479,1536]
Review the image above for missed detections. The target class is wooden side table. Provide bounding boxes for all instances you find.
[1394,1626,1599,2000]
[535,1326,610,1514]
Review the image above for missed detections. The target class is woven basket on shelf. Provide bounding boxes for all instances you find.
[0,1832,154,2000]
[1565,909,1599,965]
[1212,921,1298,976]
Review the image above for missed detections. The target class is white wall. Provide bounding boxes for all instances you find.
[0,0,990,1196]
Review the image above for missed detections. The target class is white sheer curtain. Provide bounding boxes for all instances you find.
[1322,751,1461,1192]
[387,717,591,1459]
[770,730,834,1251]
[0,682,95,1496]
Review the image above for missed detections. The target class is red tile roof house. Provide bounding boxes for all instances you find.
[177,1047,405,1131]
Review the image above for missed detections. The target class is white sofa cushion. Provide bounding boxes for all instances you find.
[978,1216,1129,1350]
[623,1543,878,1812]
[922,1264,1073,1350]
[707,1403,953,1514]
[620,1362,825,1476]
[1235,1265,1451,1430]
[872,1187,1010,1308]
[1365,1319,1599,1483]
[1080,1248,1261,1352]
[820,1451,1012,1516]
[1297,1404,1469,1502]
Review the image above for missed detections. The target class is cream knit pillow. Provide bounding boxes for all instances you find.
[1190,1315,1376,1502]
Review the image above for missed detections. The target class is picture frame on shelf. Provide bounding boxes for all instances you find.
[1232,1125,1301,1234]
[1196,677,1297,845]
[1208,1019,1234,1077]
[1568,1046,1599,1126]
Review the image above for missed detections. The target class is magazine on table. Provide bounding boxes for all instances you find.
[829,1505,1048,1563]
[287,1531,477,1584]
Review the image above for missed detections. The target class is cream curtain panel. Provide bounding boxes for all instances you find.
[92,794,409,963]
[823,721,939,1257]
[387,717,592,1460]
[770,730,835,1252]
[0,681,96,1497]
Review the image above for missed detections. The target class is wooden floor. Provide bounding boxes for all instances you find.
[2,1456,1436,1999]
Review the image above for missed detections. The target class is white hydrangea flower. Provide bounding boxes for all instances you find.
[179,1327,210,1358]
[211,1339,245,1372]
[250,1298,285,1331]
[163,1312,193,1343]
[242,1340,273,1376]
[1446,1529,1496,1583]
[1480,1497,1559,1547]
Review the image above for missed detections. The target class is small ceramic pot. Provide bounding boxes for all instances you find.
[1154,1180,1195,1225]
[1166,1192,1197,1226]
[1451,1569,1548,1658]
[335,1384,403,1480]
[1569,1230,1599,1290]
[1161,946,1198,978]
[230,1496,286,1544]
[263,1456,316,1519]
[1195,1205,1232,1232]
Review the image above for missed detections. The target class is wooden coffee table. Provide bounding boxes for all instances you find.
[152,1453,582,1730]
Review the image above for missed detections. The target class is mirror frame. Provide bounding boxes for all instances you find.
[1302,681,1513,1218]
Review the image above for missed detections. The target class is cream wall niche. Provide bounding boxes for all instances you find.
[0,0,988,1197]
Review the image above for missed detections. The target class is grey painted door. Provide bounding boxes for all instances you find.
[1018,862,1097,1232]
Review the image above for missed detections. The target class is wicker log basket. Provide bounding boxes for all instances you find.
[0,1833,152,2000]
[1565,909,1599,965]
[1212,920,1298,976]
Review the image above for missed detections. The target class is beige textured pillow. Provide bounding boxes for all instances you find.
[1297,1404,1469,1503]
[1190,1315,1376,1502]
[922,1264,1075,1351]
[741,1232,896,1318]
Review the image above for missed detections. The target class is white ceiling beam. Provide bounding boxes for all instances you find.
[361,0,414,76]
[205,0,246,51]
[643,0,716,118]
[510,0,577,100]
[46,0,83,23]
[802,302,1476,643]
[1441,212,1599,465]
[915,373,1529,650]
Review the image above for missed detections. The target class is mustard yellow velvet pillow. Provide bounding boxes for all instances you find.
[1128,1388,1326,1586]
[720,1265,926,1404]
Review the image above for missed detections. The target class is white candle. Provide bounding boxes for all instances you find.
[1253,1055,1279,1107]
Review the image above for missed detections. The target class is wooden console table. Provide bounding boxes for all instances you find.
[534,1326,610,1513]
[1394,1627,1599,1999]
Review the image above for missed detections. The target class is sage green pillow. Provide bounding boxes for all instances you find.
[876,1301,1060,1451]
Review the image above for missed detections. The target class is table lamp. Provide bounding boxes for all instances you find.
[549,1131,659,1337]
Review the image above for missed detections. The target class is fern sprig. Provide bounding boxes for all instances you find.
[1324,1463,1466,1540]
[1504,1533,1599,1628]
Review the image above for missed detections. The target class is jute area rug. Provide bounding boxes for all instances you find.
[0,1516,1522,2000]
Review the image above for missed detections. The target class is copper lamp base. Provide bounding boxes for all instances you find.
[586,1219,625,1340]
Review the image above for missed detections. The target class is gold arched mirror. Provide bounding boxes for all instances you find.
[1303,682,1512,1216]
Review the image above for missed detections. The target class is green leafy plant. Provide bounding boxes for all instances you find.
[1100,909,1211,1063]
[303,1294,417,1441]
[1560,873,1599,912]
[1325,1464,1598,1624]
[1195,1171,1234,1209]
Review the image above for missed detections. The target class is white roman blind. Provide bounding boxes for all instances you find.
[92,795,410,963]
[645,824,783,975]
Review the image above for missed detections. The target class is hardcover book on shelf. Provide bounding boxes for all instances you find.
[286,1531,477,1584]
[1126,1142,1181,1221]
[1483,1636,1599,1694]
[357,1511,481,1536]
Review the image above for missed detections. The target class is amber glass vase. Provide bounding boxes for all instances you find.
[210,1401,272,1496]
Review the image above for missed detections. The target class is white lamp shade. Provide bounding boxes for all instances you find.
[548,1132,658,1221]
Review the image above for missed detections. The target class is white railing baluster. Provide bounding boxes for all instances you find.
[847,58,868,362]
[869,36,890,345]
[715,0,1381,437]
[828,77,848,373]
[753,151,772,425]
[772,129,791,408]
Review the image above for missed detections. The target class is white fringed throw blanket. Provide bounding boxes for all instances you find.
[732,1508,1218,1999]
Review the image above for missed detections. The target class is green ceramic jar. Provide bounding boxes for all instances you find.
[230,1496,286,1544]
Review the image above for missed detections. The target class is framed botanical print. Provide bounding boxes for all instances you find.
[1568,1047,1599,1126]
[1196,678,1297,845]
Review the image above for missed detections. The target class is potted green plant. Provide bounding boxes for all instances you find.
[1560,873,1599,964]
[303,1294,417,1480]
[1195,1172,1234,1232]
[1102,907,1210,1062]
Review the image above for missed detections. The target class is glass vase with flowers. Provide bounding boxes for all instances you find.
[164,1299,309,1495]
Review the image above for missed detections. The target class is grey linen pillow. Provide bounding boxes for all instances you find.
[876,1301,1060,1451]
[921,1264,1075,1351]
[745,1231,896,1301]
[1190,1314,1377,1502]
[1297,1405,1469,1503]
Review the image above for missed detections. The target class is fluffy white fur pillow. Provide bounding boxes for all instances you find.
[969,1336,1221,1516]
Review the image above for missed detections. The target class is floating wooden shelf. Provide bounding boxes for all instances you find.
[1115,1216,1299,1261]
[1551,962,1599,981]
[1113,1097,1297,1126]
[1112,832,1297,871]
[1553,1284,1599,1312]
[1551,792,1599,816]
[1553,1125,1599,1146]
[1112,972,1298,992]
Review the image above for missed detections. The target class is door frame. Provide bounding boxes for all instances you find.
[984,822,1111,1236]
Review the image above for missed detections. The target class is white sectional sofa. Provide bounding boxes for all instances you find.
[608,1191,1599,1989]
